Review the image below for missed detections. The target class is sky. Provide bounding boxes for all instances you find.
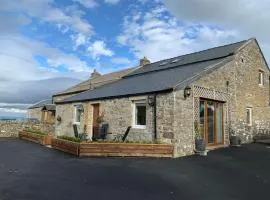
[1,0,270,117]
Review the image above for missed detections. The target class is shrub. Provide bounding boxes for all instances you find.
[23,128,47,136]
[57,135,81,143]
[87,139,164,144]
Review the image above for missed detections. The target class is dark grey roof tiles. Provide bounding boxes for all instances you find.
[60,57,232,103]
[126,40,246,77]
[28,99,52,109]
[42,104,56,111]
[59,39,248,103]
[54,67,137,96]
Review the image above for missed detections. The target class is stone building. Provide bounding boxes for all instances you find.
[27,99,55,122]
[55,38,270,157]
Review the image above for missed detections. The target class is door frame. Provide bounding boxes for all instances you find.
[200,98,224,146]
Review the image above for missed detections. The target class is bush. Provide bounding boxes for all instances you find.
[87,139,164,144]
[23,128,47,136]
[57,135,81,143]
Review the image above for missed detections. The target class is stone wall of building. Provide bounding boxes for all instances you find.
[26,108,42,120]
[156,92,174,143]
[55,92,174,142]
[99,96,153,141]
[54,39,270,157]
[0,121,55,137]
[55,103,75,136]
[172,89,195,157]
[194,39,270,143]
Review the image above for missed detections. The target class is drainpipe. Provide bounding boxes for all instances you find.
[153,94,157,140]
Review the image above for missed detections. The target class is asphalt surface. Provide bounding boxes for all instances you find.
[0,139,270,200]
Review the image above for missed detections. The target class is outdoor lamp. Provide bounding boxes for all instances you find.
[76,104,84,113]
[148,95,156,106]
[184,86,191,99]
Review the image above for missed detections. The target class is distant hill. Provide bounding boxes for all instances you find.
[0,77,82,104]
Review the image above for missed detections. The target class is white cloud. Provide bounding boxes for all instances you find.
[0,0,93,36]
[73,0,98,8]
[0,107,27,114]
[164,0,270,63]
[74,0,120,9]
[111,57,131,65]
[117,5,238,62]
[0,35,90,79]
[71,33,88,50]
[88,40,114,60]
[105,0,120,5]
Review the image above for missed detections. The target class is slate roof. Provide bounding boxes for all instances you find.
[59,40,247,104]
[53,67,137,96]
[42,104,56,111]
[126,40,246,77]
[28,99,52,109]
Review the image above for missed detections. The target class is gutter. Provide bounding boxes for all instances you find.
[55,89,173,105]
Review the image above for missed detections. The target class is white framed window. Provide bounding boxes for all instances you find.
[133,101,147,129]
[246,108,252,126]
[74,105,83,124]
[259,71,264,86]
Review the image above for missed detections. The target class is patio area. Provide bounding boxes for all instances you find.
[0,138,270,200]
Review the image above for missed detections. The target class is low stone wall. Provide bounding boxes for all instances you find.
[0,121,55,137]
[231,120,270,143]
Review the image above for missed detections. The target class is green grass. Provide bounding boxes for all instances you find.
[23,128,47,136]
[57,135,81,143]
[89,139,164,144]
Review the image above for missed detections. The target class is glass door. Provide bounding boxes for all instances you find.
[207,101,215,144]
[199,99,224,146]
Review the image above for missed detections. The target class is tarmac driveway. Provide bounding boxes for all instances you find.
[0,138,269,200]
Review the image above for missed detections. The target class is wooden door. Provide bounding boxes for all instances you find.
[199,99,224,146]
[92,104,100,139]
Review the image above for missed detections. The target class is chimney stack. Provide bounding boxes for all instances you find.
[90,69,101,79]
[140,56,151,66]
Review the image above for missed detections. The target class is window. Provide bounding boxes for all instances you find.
[74,105,83,124]
[246,108,252,126]
[259,71,264,86]
[133,101,146,128]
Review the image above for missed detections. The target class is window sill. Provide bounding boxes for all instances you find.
[132,125,146,129]
[73,122,81,125]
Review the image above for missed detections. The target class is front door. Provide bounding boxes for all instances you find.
[92,104,100,139]
[199,99,224,146]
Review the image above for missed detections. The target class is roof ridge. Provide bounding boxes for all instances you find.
[143,39,248,67]
[93,66,138,79]
[54,66,138,97]
[124,39,248,78]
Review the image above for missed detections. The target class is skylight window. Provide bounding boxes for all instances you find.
[171,59,180,63]
[159,61,168,66]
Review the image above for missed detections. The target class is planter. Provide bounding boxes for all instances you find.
[79,143,173,158]
[52,138,80,156]
[51,139,173,158]
[195,138,206,152]
[19,131,52,145]
[230,136,241,146]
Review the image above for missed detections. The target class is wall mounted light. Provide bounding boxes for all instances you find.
[75,104,84,113]
[184,86,192,99]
